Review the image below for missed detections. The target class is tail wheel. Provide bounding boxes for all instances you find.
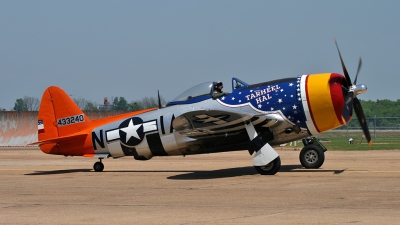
[93,161,104,172]
[254,157,281,175]
[299,145,325,168]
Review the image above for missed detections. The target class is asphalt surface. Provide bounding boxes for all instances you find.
[1,148,400,224]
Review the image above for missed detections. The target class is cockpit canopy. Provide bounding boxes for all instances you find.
[170,81,214,102]
[166,77,248,106]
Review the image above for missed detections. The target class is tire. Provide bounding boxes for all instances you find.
[299,145,325,168]
[93,162,104,172]
[254,157,281,175]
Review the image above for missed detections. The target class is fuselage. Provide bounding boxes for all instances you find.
[40,73,352,159]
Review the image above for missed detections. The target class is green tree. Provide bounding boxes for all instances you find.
[13,98,28,111]
[337,99,400,129]
[128,102,142,111]
[113,97,128,111]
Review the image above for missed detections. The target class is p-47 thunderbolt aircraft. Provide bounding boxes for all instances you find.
[30,41,371,175]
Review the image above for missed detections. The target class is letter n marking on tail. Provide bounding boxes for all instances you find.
[92,130,105,150]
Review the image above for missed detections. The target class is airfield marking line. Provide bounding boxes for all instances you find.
[344,170,400,173]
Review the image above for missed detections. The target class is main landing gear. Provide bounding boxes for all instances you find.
[299,137,326,169]
[93,158,105,172]
[244,122,280,175]
[254,157,281,175]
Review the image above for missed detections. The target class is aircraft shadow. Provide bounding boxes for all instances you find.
[24,165,345,177]
[167,166,258,180]
[25,169,92,175]
[167,165,345,180]
[167,165,308,180]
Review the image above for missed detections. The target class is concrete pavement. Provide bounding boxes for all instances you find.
[1,148,400,224]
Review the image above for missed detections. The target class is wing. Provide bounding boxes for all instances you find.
[172,110,284,138]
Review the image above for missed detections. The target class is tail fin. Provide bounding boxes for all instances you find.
[38,86,91,141]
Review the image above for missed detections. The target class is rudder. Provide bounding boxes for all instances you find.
[38,86,91,141]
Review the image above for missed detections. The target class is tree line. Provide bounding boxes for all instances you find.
[345,99,400,128]
[12,95,168,112]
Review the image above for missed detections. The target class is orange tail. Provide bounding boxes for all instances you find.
[32,86,158,156]
[37,86,90,142]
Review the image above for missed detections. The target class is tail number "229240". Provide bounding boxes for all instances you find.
[57,114,85,127]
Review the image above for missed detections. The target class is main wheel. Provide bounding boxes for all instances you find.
[254,157,281,175]
[93,161,104,172]
[299,145,325,168]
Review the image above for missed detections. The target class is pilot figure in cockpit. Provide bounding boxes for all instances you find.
[212,81,228,99]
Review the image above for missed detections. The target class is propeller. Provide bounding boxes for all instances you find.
[334,38,372,146]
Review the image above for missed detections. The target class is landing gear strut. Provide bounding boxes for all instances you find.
[93,158,104,172]
[300,137,326,169]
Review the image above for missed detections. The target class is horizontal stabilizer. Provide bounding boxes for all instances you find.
[28,133,88,146]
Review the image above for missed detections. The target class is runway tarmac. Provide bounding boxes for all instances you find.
[1,148,400,224]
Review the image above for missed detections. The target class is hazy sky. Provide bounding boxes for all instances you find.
[1,0,399,110]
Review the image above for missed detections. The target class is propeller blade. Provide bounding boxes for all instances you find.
[334,38,352,88]
[353,57,362,85]
[353,97,372,146]
[342,93,354,123]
